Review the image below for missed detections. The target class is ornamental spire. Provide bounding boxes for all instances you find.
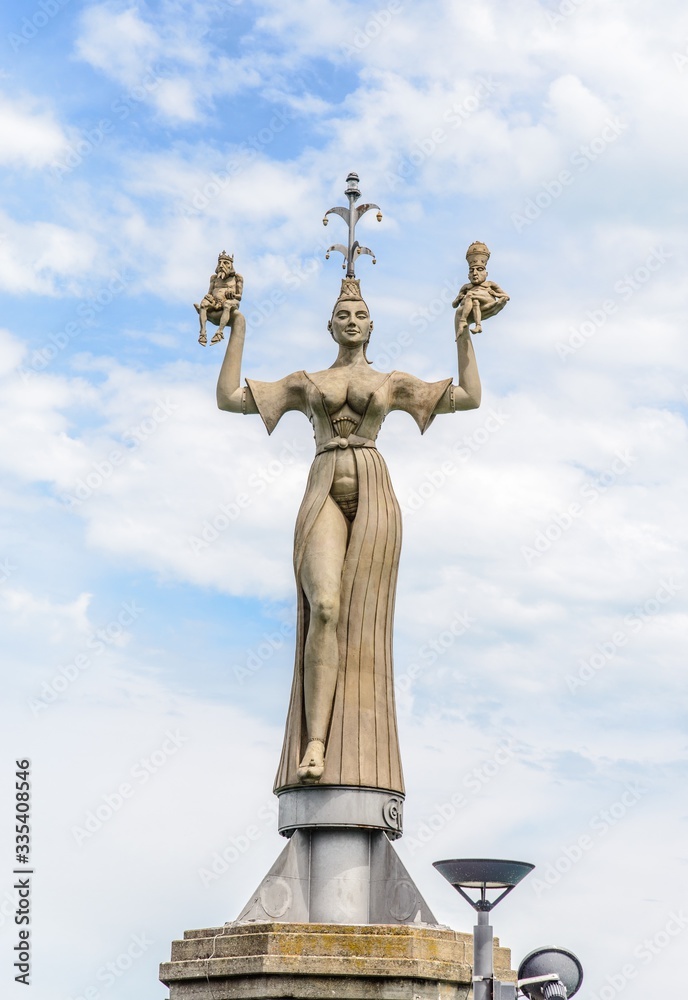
[322,172,382,278]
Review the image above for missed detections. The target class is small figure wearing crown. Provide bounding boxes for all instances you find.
[452,242,509,336]
[195,251,244,346]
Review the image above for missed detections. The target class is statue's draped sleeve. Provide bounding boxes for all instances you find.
[246,371,307,434]
[383,372,452,435]
[352,372,452,441]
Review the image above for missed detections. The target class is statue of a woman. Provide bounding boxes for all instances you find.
[216,275,482,799]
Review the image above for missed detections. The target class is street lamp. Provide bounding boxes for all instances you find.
[433,858,583,1000]
[433,859,534,1000]
[518,947,583,999]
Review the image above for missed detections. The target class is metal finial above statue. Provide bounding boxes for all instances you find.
[322,171,382,278]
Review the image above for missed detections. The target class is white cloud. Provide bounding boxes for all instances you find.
[1,588,93,640]
[74,6,160,86]
[73,4,263,123]
[0,92,69,169]
[0,212,100,294]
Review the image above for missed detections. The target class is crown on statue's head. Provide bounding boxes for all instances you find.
[218,250,234,265]
[338,277,362,300]
[466,241,490,266]
[332,278,370,316]
[332,276,369,314]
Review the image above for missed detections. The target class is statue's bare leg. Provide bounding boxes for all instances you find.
[211,302,233,344]
[198,305,208,345]
[471,298,483,334]
[455,297,472,337]
[297,496,349,782]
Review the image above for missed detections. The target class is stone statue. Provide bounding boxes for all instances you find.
[195,251,244,346]
[215,176,492,801]
[452,241,509,335]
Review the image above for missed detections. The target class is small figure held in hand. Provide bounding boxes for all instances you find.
[195,251,244,346]
[452,241,509,337]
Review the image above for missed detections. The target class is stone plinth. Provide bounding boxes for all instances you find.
[160,921,516,1000]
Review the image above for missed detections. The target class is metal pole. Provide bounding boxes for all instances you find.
[344,172,360,277]
[473,910,493,1000]
[347,187,356,277]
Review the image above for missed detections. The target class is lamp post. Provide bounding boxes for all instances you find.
[433,858,583,1000]
[433,859,534,1000]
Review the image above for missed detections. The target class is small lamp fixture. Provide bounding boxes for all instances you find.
[433,859,583,1000]
[433,858,533,1000]
[518,947,583,999]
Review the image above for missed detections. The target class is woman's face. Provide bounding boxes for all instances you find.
[330,298,371,346]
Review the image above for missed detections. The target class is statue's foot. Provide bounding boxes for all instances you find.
[297,739,325,783]
[210,329,225,344]
[198,333,207,346]
[471,324,482,334]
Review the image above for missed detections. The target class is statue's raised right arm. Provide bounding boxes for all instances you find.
[216,310,258,414]
[435,320,482,415]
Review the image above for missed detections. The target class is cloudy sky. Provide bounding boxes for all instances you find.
[1,0,687,998]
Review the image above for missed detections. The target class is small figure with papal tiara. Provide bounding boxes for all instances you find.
[452,241,509,336]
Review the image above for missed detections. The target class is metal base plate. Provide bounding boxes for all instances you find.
[277,785,404,839]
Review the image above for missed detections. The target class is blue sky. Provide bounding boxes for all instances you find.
[1,1,687,998]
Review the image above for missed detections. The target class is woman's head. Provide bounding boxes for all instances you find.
[328,296,373,344]
[328,280,374,362]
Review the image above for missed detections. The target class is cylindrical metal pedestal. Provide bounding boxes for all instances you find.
[309,828,371,923]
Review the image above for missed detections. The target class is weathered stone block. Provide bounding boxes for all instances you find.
[160,921,516,1000]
